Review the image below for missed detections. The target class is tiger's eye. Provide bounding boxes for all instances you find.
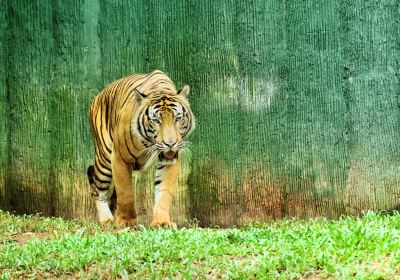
[151,118,161,125]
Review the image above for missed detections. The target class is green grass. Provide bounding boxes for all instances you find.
[1,210,400,279]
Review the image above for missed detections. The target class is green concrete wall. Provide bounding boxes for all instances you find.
[1,0,399,226]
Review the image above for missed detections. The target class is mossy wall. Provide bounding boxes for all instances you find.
[1,0,399,226]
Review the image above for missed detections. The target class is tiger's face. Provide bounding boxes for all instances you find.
[138,85,195,166]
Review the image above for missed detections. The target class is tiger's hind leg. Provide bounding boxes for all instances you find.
[87,162,114,224]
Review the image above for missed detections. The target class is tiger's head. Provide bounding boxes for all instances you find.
[134,85,195,167]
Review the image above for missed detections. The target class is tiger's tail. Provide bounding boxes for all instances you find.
[87,165,98,197]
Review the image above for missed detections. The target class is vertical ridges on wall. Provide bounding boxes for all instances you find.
[49,0,103,219]
[6,1,55,214]
[187,0,289,226]
[341,0,400,214]
[99,0,147,83]
[233,0,289,224]
[186,0,238,226]
[0,0,7,209]
[284,1,348,218]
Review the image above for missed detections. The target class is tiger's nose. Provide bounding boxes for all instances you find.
[163,139,177,148]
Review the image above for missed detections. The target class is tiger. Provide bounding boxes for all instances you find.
[87,70,195,227]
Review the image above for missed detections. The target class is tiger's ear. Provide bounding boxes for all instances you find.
[177,85,190,97]
[133,89,145,102]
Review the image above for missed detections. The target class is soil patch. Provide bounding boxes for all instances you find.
[8,232,50,245]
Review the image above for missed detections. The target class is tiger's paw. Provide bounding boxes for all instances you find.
[150,221,177,229]
[114,204,137,228]
[99,216,115,225]
[115,216,137,228]
[96,200,114,225]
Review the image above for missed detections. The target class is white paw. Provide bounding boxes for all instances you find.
[96,200,114,224]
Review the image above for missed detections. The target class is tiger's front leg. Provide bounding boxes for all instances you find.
[150,161,180,228]
[112,153,137,227]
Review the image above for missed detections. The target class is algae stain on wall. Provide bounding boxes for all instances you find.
[188,73,288,225]
[224,76,278,112]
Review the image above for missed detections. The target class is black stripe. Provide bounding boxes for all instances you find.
[95,174,111,184]
[155,180,162,185]
[96,136,111,161]
[105,96,109,130]
[97,101,107,151]
[157,165,165,170]
[95,165,112,178]
[120,92,132,108]
[96,186,110,191]
[147,71,161,80]
[95,158,110,171]
[130,128,141,150]
[116,113,122,127]
[138,110,152,141]
[137,120,145,139]
[136,107,146,136]
[118,149,130,165]
[94,104,112,154]
[149,79,170,90]
[142,119,152,140]
[96,146,111,165]
[97,156,111,170]
[124,132,138,160]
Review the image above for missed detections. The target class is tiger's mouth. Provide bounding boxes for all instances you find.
[159,150,178,162]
